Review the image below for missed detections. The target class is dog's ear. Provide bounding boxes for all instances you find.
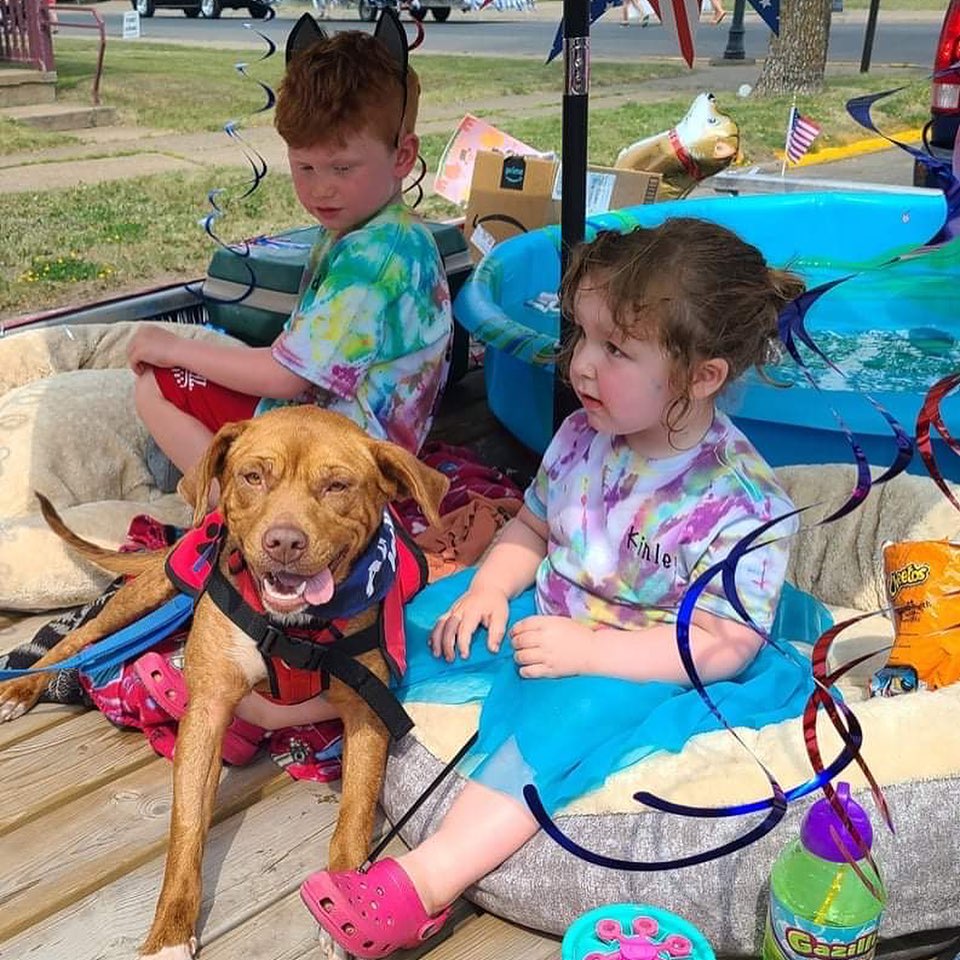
[189,420,249,526]
[286,13,327,65]
[372,441,448,528]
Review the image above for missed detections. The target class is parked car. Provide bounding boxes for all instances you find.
[356,0,452,22]
[915,0,960,185]
[130,0,271,17]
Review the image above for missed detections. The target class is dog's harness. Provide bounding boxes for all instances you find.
[164,508,428,741]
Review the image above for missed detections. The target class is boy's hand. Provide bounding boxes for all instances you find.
[509,616,593,678]
[127,327,184,375]
[430,584,510,662]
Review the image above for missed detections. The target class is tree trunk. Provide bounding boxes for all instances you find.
[754,0,832,96]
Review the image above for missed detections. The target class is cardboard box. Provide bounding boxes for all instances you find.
[434,115,547,207]
[463,151,661,262]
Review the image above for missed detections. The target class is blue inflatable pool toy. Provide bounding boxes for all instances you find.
[454,191,959,479]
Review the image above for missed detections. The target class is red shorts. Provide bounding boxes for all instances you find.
[154,367,259,433]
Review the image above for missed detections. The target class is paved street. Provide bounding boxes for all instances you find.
[55,2,943,64]
[790,148,918,185]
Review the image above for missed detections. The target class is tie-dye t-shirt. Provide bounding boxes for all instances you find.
[524,410,797,633]
[256,203,452,453]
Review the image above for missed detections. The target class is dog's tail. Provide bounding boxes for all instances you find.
[36,492,165,578]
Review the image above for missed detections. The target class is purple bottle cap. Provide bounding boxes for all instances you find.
[800,782,874,863]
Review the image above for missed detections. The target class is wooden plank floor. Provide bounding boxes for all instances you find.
[0,369,560,960]
[0,700,560,960]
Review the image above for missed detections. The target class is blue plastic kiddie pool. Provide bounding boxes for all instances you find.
[454,191,959,479]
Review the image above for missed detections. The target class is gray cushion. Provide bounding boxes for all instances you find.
[384,735,960,955]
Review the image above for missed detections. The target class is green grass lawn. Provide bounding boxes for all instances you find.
[0,168,308,316]
[838,0,943,9]
[0,117,78,155]
[0,31,934,316]
[419,67,930,182]
[35,39,683,135]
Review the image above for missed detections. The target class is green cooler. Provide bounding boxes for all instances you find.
[202,221,473,383]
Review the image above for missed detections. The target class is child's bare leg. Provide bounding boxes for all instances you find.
[134,370,214,475]
[234,692,342,730]
[395,781,539,914]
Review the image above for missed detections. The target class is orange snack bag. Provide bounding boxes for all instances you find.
[875,539,960,693]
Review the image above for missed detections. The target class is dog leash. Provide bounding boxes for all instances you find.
[363,730,479,870]
[0,594,194,682]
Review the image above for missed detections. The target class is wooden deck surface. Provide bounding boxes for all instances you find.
[0,683,561,960]
[0,369,559,960]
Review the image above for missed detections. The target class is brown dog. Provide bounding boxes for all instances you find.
[0,406,448,960]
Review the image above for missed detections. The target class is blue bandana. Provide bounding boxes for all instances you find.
[302,509,397,622]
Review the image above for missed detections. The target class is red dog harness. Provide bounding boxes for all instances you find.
[165,508,428,740]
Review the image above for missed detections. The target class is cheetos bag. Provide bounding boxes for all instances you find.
[871,539,960,696]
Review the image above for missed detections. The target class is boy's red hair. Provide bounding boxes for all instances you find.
[276,32,420,149]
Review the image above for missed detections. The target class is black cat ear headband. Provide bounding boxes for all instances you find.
[284,9,414,143]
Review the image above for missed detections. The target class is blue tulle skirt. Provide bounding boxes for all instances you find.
[398,569,826,814]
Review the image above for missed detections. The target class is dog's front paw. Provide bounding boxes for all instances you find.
[0,675,47,722]
[317,928,351,960]
[138,938,197,960]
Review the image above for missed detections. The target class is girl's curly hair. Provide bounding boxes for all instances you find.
[558,218,805,437]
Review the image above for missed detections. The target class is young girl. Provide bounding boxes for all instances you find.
[300,219,814,957]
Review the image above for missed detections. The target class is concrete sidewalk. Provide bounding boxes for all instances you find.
[2,57,909,195]
[1,57,768,193]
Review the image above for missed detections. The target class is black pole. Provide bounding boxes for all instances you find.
[554,0,589,432]
[721,0,747,60]
[859,0,880,73]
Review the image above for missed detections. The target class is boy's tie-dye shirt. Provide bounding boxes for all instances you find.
[524,410,797,632]
[256,202,452,453]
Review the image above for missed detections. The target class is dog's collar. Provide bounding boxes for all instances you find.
[668,128,702,181]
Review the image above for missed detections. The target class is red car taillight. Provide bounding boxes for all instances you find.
[933,0,960,114]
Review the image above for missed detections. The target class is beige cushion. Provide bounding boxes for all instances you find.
[0,322,230,611]
[0,496,192,612]
[775,465,960,612]
[0,320,230,395]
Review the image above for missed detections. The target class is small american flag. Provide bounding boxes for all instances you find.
[785,106,822,164]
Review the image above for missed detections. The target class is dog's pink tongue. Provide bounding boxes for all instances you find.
[304,568,334,606]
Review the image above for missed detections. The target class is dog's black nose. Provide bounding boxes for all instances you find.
[262,525,309,564]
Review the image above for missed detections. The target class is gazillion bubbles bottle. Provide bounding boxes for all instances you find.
[763,783,885,960]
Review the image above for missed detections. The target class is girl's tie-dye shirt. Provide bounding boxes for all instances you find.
[524,410,797,632]
[256,202,452,453]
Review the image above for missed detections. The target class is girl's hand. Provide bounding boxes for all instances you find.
[430,584,510,662]
[509,616,593,678]
[127,327,183,375]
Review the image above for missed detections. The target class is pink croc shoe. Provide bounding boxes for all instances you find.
[300,858,451,960]
[133,652,266,765]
